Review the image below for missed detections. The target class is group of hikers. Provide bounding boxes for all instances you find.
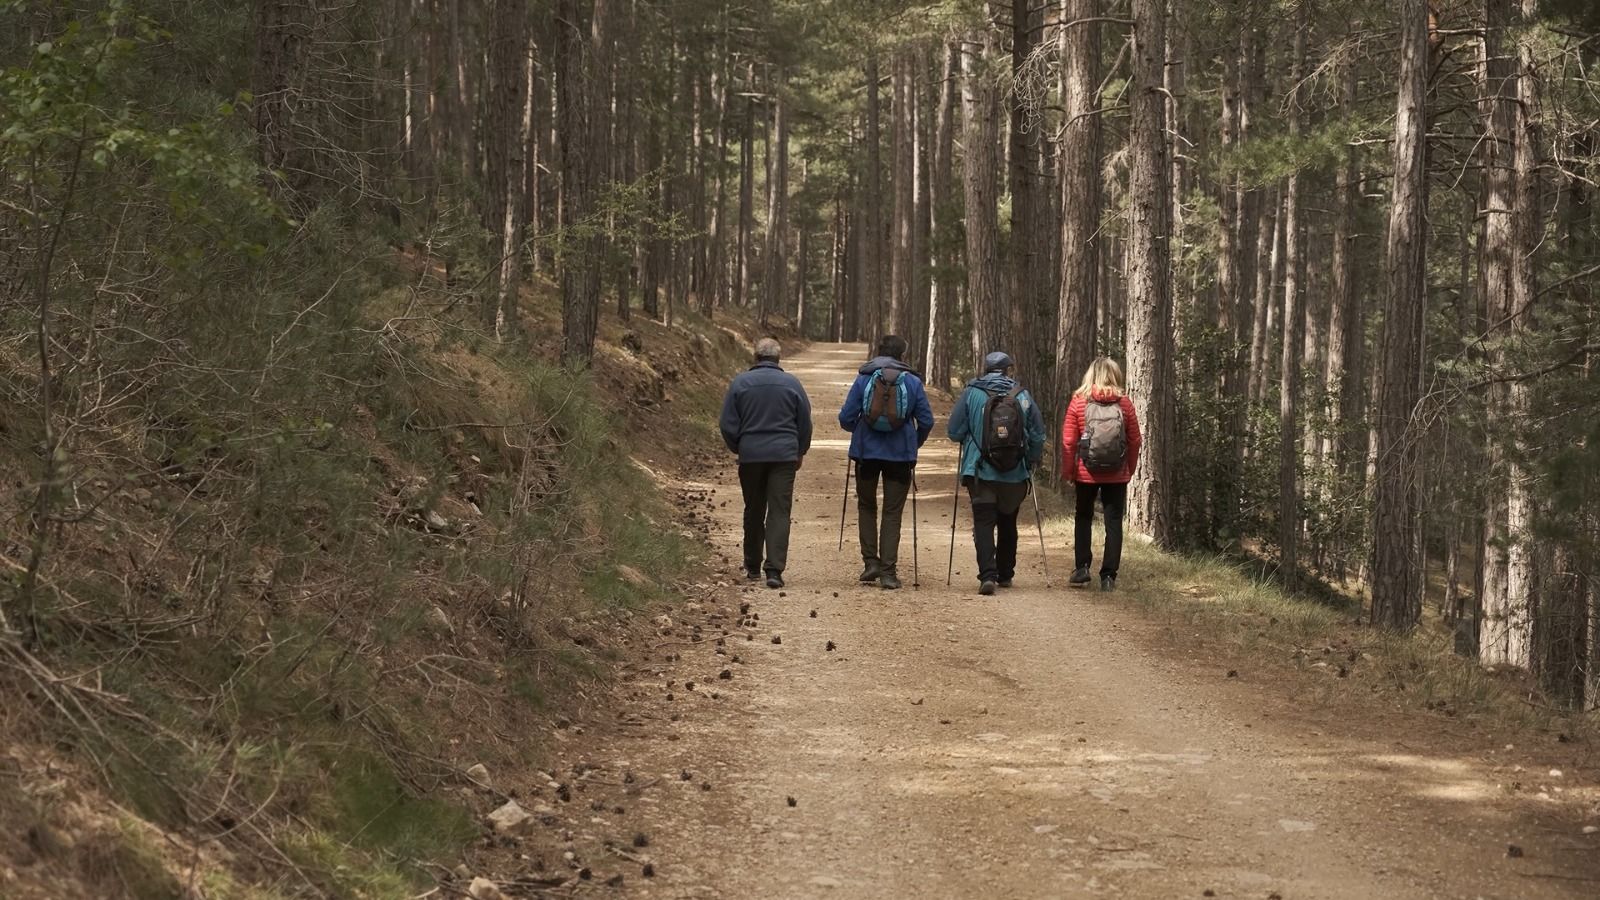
[718,337,1142,596]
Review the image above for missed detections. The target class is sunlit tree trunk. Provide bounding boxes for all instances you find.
[1371,0,1430,629]
[961,27,1004,368]
[1126,0,1175,547]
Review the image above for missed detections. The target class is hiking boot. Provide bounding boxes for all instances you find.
[997,578,1014,589]
[766,575,785,590]
[858,561,881,582]
[879,572,902,591]
[979,580,997,596]
[1069,567,1092,586]
[1101,575,1116,592]
[744,568,761,582]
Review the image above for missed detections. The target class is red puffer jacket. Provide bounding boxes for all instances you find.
[1061,390,1142,484]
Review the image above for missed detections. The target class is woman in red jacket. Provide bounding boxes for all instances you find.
[1060,358,1142,591]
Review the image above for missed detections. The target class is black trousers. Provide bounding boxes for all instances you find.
[739,462,798,576]
[1074,482,1128,577]
[856,459,914,571]
[966,478,1028,584]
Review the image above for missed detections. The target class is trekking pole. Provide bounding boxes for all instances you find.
[837,458,853,551]
[946,445,963,586]
[910,474,920,589]
[1028,474,1051,587]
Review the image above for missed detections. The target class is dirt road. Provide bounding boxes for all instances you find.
[606,343,1598,899]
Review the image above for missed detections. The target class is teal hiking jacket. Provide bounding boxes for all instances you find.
[947,373,1046,483]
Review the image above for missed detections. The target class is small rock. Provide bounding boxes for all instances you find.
[468,877,508,900]
[1203,891,1215,898]
[719,669,733,680]
[466,763,491,785]
[1582,825,1599,835]
[487,800,536,835]
[426,510,450,531]
[617,565,651,589]
[1549,769,1564,778]
[809,876,843,888]
[429,605,454,633]
[453,864,473,881]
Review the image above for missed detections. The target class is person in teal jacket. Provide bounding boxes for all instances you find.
[947,351,1047,595]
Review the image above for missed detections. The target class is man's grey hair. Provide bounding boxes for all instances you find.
[754,338,782,362]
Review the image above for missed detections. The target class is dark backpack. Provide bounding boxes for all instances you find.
[980,386,1027,473]
[863,368,910,432]
[1078,397,1128,473]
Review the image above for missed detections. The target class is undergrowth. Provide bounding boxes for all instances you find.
[1053,519,1596,735]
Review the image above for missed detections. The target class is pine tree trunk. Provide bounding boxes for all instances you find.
[761,77,789,327]
[961,28,1005,369]
[1009,0,1040,384]
[928,41,958,391]
[735,63,755,309]
[1325,59,1360,475]
[486,0,530,340]
[1213,23,1243,539]
[556,0,606,367]
[890,52,915,338]
[1126,0,1175,547]
[1370,0,1431,629]
[865,55,886,342]
[1055,0,1101,419]
[1278,13,1307,580]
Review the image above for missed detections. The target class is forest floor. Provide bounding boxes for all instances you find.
[519,342,1600,900]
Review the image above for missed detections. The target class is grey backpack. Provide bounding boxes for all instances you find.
[1078,398,1127,473]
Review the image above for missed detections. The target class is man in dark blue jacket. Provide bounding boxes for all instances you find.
[720,338,812,589]
[838,336,935,590]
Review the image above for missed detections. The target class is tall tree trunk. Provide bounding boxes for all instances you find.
[1371,0,1430,629]
[761,76,789,327]
[556,0,607,366]
[735,63,755,309]
[1055,0,1101,422]
[253,0,311,182]
[962,28,1005,368]
[865,54,886,342]
[1127,0,1175,547]
[1213,21,1243,539]
[1325,58,1361,475]
[928,41,959,391]
[1009,0,1041,384]
[1483,0,1543,667]
[486,0,530,340]
[1278,12,1307,580]
[890,52,916,337]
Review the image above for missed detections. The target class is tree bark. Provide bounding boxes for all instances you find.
[556,0,607,367]
[1371,0,1431,629]
[1325,58,1361,476]
[1055,0,1101,421]
[1278,12,1307,580]
[761,75,789,327]
[1126,0,1175,547]
[1009,0,1041,384]
[735,62,755,309]
[486,0,530,340]
[890,51,916,338]
[961,28,1005,369]
[928,41,959,391]
[865,54,886,342]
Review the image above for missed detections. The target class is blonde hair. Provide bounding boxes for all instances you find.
[1074,357,1125,398]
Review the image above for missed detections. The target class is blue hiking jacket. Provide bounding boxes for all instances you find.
[947,373,1046,483]
[719,360,813,464]
[838,357,935,463]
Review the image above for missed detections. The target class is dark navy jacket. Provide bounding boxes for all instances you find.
[837,356,935,463]
[719,360,813,464]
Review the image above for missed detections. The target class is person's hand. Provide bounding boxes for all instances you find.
[795,456,804,471]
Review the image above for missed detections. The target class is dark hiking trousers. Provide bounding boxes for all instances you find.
[966,478,1028,584]
[1074,482,1129,577]
[856,460,914,573]
[739,461,798,577]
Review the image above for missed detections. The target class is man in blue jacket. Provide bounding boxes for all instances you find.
[838,335,935,590]
[720,338,812,589]
[948,351,1046,595]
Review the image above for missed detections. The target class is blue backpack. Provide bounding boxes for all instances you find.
[862,368,910,432]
